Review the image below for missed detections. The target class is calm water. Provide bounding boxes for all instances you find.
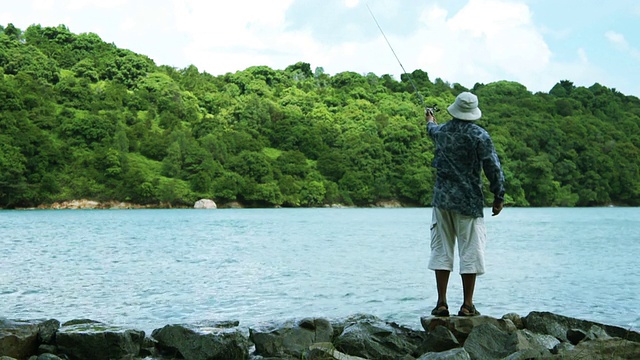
[1,207,638,334]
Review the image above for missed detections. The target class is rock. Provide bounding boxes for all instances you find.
[375,200,403,208]
[585,325,612,341]
[222,201,243,209]
[515,328,560,351]
[463,323,518,359]
[55,320,144,360]
[37,344,58,355]
[333,316,425,359]
[194,199,217,209]
[250,318,333,359]
[502,313,524,330]
[34,354,63,360]
[523,311,640,343]
[420,315,516,343]
[501,348,552,360]
[556,337,640,359]
[552,341,575,354]
[0,318,60,360]
[152,321,249,360]
[306,342,367,360]
[566,328,587,345]
[416,348,471,360]
[416,325,460,354]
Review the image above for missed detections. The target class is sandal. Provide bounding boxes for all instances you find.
[458,304,480,316]
[431,302,449,317]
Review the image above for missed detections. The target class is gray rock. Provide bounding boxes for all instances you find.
[420,315,516,344]
[36,354,64,360]
[566,328,587,345]
[37,344,58,355]
[249,318,332,359]
[463,323,517,359]
[55,320,145,360]
[416,325,460,354]
[333,316,424,359]
[417,348,471,360]
[523,311,640,343]
[305,342,367,359]
[552,341,575,354]
[0,318,60,360]
[515,329,560,351]
[152,321,249,360]
[502,313,524,329]
[584,325,612,341]
[555,337,640,359]
[501,348,552,360]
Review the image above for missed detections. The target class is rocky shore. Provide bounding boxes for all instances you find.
[1,311,639,360]
[13,198,405,210]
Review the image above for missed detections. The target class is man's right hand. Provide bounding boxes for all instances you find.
[492,200,504,216]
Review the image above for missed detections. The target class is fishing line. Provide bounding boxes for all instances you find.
[366,3,425,107]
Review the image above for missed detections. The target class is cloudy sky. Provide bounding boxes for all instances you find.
[2,0,639,97]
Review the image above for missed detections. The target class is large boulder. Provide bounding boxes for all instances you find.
[555,337,640,359]
[421,315,517,343]
[55,320,144,360]
[415,325,460,354]
[463,323,554,360]
[333,315,426,359]
[249,318,333,359]
[305,342,367,360]
[523,311,640,343]
[0,318,59,360]
[417,347,471,360]
[194,199,217,209]
[462,323,519,359]
[152,321,248,360]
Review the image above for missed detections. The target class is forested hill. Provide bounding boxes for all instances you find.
[1,23,639,209]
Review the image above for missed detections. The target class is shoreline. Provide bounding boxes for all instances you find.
[7,198,411,210]
[2,311,639,359]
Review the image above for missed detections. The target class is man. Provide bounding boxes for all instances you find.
[425,92,505,317]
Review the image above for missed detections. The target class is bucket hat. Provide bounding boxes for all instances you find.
[447,92,482,121]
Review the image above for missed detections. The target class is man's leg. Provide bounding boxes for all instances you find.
[456,213,485,315]
[435,270,450,307]
[461,273,476,308]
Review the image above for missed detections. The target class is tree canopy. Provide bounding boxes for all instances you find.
[1,23,638,208]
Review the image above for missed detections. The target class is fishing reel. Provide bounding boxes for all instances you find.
[424,104,439,116]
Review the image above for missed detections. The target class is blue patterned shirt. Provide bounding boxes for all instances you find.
[427,119,505,217]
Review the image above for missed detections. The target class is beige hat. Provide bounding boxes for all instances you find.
[447,92,482,121]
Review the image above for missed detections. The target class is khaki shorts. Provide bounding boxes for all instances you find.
[428,208,487,275]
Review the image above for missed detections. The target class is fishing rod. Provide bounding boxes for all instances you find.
[366,4,437,114]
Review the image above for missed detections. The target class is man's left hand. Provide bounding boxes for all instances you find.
[492,200,504,216]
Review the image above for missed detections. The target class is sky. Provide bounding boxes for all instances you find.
[2,0,639,97]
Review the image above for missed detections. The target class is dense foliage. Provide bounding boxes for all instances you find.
[1,24,639,208]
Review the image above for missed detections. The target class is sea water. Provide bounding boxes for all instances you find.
[1,207,638,333]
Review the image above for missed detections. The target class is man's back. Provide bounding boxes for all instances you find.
[428,119,503,218]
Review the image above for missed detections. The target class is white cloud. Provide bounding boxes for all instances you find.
[65,0,129,11]
[119,17,136,32]
[344,0,360,9]
[605,30,640,60]
[396,0,552,91]
[32,0,55,12]
[605,30,627,49]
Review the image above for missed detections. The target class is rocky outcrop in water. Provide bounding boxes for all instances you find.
[193,199,217,209]
[1,311,639,359]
